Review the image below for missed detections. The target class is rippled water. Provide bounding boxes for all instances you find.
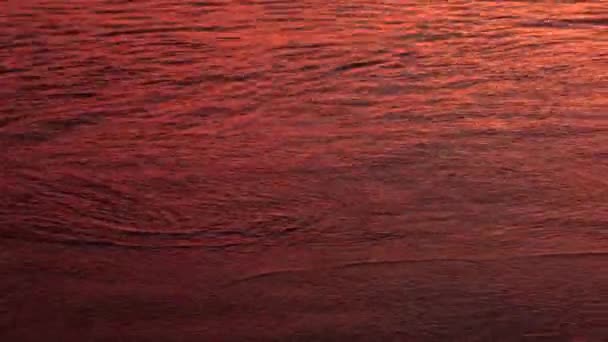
[1,0,607,340]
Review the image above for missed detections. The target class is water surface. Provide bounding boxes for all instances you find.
[1,0,607,340]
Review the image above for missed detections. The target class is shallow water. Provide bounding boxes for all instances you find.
[1,0,607,340]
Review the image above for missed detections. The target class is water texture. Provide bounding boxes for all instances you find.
[1,0,607,340]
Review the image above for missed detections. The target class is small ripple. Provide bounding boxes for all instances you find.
[226,251,608,287]
[332,59,386,73]
[97,25,251,37]
[521,18,608,29]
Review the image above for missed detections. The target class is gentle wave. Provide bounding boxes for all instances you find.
[1,0,606,254]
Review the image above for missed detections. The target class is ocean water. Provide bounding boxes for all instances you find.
[1,0,607,340]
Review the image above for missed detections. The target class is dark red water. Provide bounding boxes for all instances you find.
[1,0,607,340]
